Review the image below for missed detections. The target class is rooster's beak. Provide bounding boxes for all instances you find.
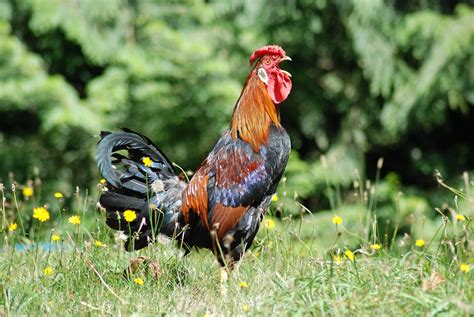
[280,56,292,77]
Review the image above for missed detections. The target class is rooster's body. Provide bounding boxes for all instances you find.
[96,45,292,266]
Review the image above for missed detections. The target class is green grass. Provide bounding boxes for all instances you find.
[1,218,473,315]
[1,175,473,315]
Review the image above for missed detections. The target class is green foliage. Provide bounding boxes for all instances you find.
[1,0,474,216]
[348,1,474,136]
[255,0,474,213]
[1,1,251,193]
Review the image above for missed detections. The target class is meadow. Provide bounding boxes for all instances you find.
[1,169,472,316]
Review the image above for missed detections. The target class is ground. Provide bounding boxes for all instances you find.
[1,212,472,315]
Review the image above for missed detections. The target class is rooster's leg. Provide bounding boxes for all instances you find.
[220,267,229,283]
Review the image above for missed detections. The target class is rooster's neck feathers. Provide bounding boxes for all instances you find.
[230,72,281,152]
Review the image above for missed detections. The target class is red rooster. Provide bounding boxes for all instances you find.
[96,45,292,267]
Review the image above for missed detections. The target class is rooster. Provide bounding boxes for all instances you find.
[96,45,292,268]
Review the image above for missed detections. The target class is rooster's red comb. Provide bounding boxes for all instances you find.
[249,45,286,64]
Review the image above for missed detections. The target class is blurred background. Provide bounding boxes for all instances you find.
[1,0,473,238]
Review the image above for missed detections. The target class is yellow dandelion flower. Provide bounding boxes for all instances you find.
[33,207,50,222]
[334,254,343,264]
[460,263,470,273]
[68,215,80,225]
[99,178,106,184]
[51,234,60,241]
[370,243,382,251]
[134,277,144,285]
[94,240,106,247]
[142,157,153,167]
[345,250,355,262]
[253,251,260,258]
[271,194,279,202]
[123,209,137,222]
[54,192,63,199]
[415,239,425,247]
[43,267,54,276]
[455,214,466,221]
[263,218,275,230]
[242,304,250,312]
[332,215,342,225]
[239,281,249,288]
[8,223,18,232]
[22,187,33,197]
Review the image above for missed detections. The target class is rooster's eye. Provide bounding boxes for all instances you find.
[264,59,271,65]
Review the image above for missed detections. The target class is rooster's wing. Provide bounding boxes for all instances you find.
[182,131,275,239]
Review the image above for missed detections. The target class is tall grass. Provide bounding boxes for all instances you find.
[0,166,472,315]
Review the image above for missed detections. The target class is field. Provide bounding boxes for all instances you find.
[1,174,473,316]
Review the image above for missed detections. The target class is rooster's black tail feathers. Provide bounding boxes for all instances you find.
[96,128,175,190]
[95,129,184,251]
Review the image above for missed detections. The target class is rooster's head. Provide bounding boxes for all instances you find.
[249,45,292,104]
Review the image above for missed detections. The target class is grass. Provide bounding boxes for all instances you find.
[0,173,473,315]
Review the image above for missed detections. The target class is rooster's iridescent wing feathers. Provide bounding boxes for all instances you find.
[209,135,271,207]
[182,132,274,238]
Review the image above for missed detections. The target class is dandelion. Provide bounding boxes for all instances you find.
[22,187,33,197]
[134,277,144,285]
[123,209,137,222]
[242,304,250,312]
[263,218,275,230]
[43,267,54,276]
[51,234,60,241]
[33,207,50,222]
[455,214,466,221]
[332,215,342,225]
[460,263,470,273]
[94,240,106,247]
[271,194,279,202]
[239,281,249,288]
[334,254,343,264]
[142,157,153,167]
[345,250,355,262]
[99,179,106,184]
[8,223,18,232]
[415,239,425,247]
[54,192,63,199]
[68,215,80,225]
[370,243,382,251]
